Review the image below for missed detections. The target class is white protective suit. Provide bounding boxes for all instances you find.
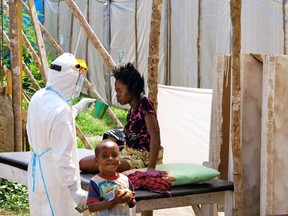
[27,53,91,216]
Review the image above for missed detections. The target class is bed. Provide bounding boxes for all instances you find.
[0,149,234,216]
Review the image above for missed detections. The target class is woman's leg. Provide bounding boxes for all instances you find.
[79,155,130,173]
[117,159,131,172]
[79,155,98,172]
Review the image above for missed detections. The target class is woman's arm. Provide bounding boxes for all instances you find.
[88,190,131,212]
[145,113,161,169]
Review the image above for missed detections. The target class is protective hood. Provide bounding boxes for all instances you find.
[46,53,81,101]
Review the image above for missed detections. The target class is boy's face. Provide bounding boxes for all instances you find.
[95,142,120,176]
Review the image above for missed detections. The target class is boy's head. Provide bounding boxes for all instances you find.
[94,139,121,175]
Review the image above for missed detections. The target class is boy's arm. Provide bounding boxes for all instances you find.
[127,179,136,208]
[87,199,117,212]
[128,192,136,208]
[87,190,132,212]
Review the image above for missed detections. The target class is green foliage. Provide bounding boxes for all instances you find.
[0,179,29,214]
[76,106,127,136]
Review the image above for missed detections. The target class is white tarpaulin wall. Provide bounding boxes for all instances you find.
[157,85,212,164]
[44,0,287,103]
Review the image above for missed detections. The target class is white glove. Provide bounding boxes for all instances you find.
[72,98,96,117]
[68,183,88,210]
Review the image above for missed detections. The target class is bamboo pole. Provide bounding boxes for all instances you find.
[147,0,163,110]
[230,0,244,215]
[2,1,45,81]
[19,0,63,55]
[64,0,117,71]
[85,0,90,63]
[9,0,23,152]
[1,18,92,151]
[134,0,138,68]
[63,0,123,128]
[283,0,287,55]
[0,27,41,91]
[197,0,202,88]
[27,0,49,81]
[69,4,74,53]
[163,0,170,85]
[57,1,60,46]
[167,0,171,85]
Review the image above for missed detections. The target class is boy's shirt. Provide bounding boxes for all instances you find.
[87,172,134,216]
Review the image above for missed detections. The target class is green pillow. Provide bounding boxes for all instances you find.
[156,163,220,186]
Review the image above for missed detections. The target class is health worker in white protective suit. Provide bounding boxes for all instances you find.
[27,53,95,216]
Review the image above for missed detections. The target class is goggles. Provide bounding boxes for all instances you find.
[75,59,88,74]
[50,58,88,74]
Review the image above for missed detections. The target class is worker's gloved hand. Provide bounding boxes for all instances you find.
[72,98,96,117]
[68,183,87,210]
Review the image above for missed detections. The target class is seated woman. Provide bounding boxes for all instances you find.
[79,62,164,173]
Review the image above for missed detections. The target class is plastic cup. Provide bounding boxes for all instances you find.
[92,100,109,119]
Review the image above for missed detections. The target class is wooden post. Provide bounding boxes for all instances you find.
[134,0,138,68]
[261,55,288,215]
[163,0,171,86]
[27,0,49,81]
[282,0,287,54]
[197,0,202,88]
[148,0,163,110]
[2,1,44,80]
[20,0,64,56]
[9,0,23,152]
[230,0,244,215]
[64,0,117,71]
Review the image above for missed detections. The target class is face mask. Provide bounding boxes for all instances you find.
[72,71,86,98]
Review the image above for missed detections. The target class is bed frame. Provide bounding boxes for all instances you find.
[0,149,234,216]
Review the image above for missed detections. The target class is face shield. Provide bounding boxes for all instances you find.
[71,59,88,98]
[72,71,86,97]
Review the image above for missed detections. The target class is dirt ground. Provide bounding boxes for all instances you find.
[0,207,226,216]
[0,209,29,216]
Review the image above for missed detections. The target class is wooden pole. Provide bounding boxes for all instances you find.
[27,0,49,81]
[9,0,23,152]
[230,0,244,215]
[19,0,63,56]
[283,0,287,55]
[147,0,163,110]
[197,0,202,88]
[2,1,45,81]
[163,0,170,86]
[64,0,117,71]
[134,0,138,68]
[69,1,74,53]
[167,0,171,85]
[85,0,90,65]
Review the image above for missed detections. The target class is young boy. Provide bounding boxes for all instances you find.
[87,139,136,215]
